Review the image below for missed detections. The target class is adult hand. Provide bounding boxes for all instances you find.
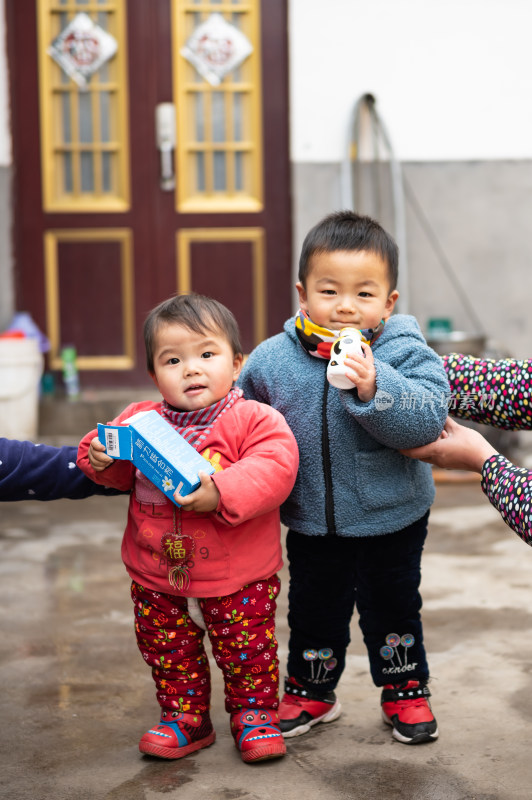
[400,416,498,473]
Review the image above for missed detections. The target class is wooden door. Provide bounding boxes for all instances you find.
[7,0,292,386]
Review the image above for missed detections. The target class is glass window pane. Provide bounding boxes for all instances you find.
[235,151,244,191]
[214,152,226,191]
[189,14,203,83]
[100,92,110,141]
[81,152,94,191]
[233,93,242,141]
[62,93,72,143]
[63,152,73,192]
[79,92,93,144]
[102,152,112,192]
[196,152,205,191]
[212,93,225,143]
[99,60,110,82]
[195,93,205,141]
[58,13,70,84]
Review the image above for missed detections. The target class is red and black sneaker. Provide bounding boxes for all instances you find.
[381,680,438,744]
[278,677,342,738]
[139,710,215,759]
[230,708,286,763]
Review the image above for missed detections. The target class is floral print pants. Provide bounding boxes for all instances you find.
[131,575,280,716]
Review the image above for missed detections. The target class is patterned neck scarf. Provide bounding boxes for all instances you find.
[294,309,385,359]
[161,387,242,449]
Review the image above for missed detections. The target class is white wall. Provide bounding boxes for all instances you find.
[0,0,10,167]
[289,0,532,163]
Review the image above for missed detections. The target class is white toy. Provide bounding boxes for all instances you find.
[327,327,364,389]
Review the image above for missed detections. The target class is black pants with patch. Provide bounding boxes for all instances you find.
[285,512,430,693]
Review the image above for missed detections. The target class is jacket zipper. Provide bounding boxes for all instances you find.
[321,374,336,534]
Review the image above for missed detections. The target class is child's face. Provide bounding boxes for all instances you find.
[296,249,399,331]
[150,323,243,411]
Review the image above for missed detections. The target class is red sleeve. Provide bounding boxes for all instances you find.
[76,402,153,491]
[211,402,299,526]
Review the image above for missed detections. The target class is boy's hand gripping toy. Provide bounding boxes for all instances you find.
[327,327,366,389]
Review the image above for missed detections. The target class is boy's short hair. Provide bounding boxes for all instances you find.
[298,210,399,290]
[144,293,243,373]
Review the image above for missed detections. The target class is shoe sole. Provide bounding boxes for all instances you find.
[281,700,342,739]
[139,730,216,759]
[239,742,287,763]
[381,710,439,745]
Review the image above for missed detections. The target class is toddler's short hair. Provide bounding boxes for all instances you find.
[144,293,242,373]
[298,210,399,290]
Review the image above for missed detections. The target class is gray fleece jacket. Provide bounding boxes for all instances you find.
[239,314,449,537]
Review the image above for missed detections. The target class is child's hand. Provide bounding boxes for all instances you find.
[344,342,377,403]
[174,471,220,513]
[88,437,114,472]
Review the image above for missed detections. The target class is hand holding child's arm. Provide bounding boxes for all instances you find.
[344,342,377,402]
[88,436,114,472]
[174,471,220,513]
[401,416,497,473]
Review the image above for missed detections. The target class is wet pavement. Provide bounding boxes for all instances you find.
[2,476,532,799]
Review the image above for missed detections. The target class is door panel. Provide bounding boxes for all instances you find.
[7,0,291,387]
[177,227,265,353]
[44,228,135,369]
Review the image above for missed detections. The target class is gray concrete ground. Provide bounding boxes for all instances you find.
[2,475,532,800]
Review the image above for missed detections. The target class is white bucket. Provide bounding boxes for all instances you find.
[0,338,44,440]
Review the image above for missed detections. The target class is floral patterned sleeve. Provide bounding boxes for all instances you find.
[443,353,532,430]
[481,454,532,545]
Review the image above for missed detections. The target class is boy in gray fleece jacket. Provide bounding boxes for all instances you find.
[239,211,448,745]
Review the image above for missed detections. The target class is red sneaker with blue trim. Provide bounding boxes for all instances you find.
[230,708,286,763]
[139,710,215,759]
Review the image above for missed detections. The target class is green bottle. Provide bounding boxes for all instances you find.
[61,345,80,400]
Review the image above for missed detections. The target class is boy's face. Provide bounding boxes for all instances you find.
[150,323,243,411]
[296,249,399,332]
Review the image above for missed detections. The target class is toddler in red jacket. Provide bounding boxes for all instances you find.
[77,293,298,764]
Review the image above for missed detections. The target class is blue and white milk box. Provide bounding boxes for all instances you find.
[98,409,215,506]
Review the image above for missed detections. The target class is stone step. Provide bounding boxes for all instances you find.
[38,388,160,442]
